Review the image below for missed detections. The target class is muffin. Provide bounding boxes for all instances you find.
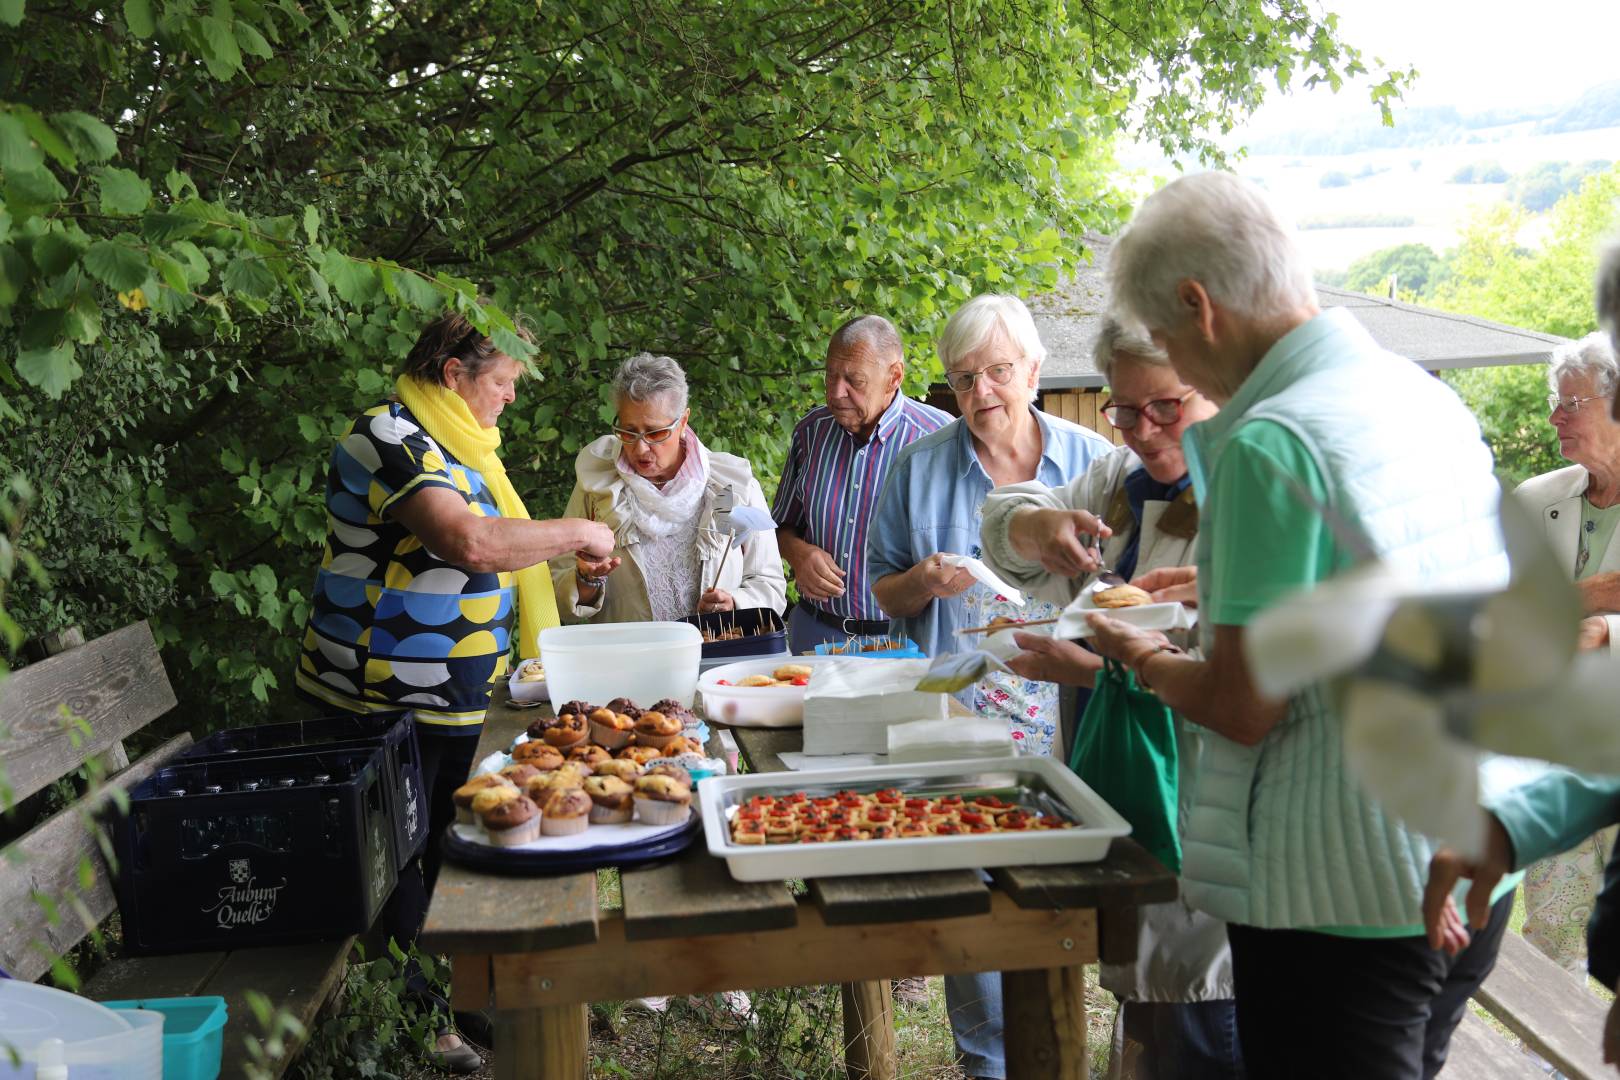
[617,744,663,766]
[568,744,613,767]
[542,711,589,750]
[540,786,593,836]
[1093,583,1153,609]
[604,697,643,720]
[633,774,693,826]
[499,763,544,788]
[480,794,541,846]
[658,735,703,757]
[633,710,683,750]
[511,740,566,770]
[591,758,643,782]
[587,707,635,749]
[583,775,635,824]
[650,698,692,721]
[645,762,693,788]
[469,783,521,831]
[452,773,512,825]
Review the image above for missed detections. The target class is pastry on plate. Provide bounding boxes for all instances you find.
[540,786,592,836]
[644,762,693,788]
[591,758,644,782]
[633,710,683,750]
[516,658,546,683]
[772,663,812,681]
[633,774,693,825]
[511,740,566,770]
[480,794,540,846]
[568,744,612,767]
[542,712,589,749]
[452,773,512,825]
[617,744,662,765]
[469,783,521,832]
[1093,583,1153,609]
[499,763,545,788]
[583,775,635,824]
[587,707,635,749]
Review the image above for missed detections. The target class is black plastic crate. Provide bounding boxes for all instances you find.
[181,712,426,871]
[112,747,398,954]
[681,606,787,660]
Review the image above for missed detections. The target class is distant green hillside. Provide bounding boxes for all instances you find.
[1247,81,1620,156]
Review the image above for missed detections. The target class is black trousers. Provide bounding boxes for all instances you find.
[380,725,480,1012]
[1225,894,1512,1080]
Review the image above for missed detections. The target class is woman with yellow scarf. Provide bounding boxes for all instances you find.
[295,311,613,1071]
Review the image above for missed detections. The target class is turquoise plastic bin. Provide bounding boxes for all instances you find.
[102,997,227,1080]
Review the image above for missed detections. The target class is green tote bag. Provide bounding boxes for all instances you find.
[1068,658,1182,873]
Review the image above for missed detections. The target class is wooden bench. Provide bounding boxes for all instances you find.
[0,621,353,1077]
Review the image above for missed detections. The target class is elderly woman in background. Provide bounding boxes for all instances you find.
[867,293,1112,1080]
[1508,330,1620,973]
[1085,171,1511,1079]
[552,352,785,624]
[979,317,1239,1079]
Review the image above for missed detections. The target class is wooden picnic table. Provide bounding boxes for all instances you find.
[422,688,1176,1079]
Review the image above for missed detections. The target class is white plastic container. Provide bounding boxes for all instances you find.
[540,621,702,709]
[697,655,846,728]
[0,981,162,1080]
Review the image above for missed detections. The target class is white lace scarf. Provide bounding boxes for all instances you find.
[615,427,710,540]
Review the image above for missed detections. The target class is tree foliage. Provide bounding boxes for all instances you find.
[0,0,1396,721]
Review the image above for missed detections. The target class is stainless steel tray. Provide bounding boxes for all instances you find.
[700,756,1131,881]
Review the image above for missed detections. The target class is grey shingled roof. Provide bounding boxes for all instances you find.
[1029,235,1567,390]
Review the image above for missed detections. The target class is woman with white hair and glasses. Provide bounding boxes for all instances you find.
[1502,330,1620,974]
[866,293,1112,1080]
[552,352,786,624]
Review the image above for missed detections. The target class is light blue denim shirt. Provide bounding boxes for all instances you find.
[866,407,1112,659]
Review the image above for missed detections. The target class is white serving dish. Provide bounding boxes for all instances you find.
[508,657,549,702]
[697,654,846,728]
[540,621,702,709]
[700,756,1132,881]
[449,813,691,853]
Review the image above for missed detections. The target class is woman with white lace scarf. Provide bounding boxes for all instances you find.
[552,352,787,624]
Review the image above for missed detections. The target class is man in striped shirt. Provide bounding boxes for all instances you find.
[774,315,952,654]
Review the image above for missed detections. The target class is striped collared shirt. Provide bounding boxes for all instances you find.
[771,391,952,621]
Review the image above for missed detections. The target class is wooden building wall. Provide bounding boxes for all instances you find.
[921,386,1125,446]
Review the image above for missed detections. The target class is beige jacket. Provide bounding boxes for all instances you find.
[1514,463,1620,657]
[979,444,1231,1005]
[551,434,786,624]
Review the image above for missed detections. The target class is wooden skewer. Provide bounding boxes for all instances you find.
[709,533,736,596]
[958,617,1061,636]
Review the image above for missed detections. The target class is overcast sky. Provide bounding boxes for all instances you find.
[1232,0,1620,137]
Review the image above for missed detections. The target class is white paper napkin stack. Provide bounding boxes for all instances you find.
[886,717,1015,764]
[802,657,950,754]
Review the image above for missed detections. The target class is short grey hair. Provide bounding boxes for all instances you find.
[828,315,903,364]
[938,294,1047,372]
[1109,171,1318,333]
[1547,331,1619,399]
[612,352,689,418]
[1598,237,1620,354]
[1092,314,1170,384]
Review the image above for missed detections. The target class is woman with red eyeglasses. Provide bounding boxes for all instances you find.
[980,315,1238,1080]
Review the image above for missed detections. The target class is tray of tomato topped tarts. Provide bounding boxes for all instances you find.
[699,756,1131,881]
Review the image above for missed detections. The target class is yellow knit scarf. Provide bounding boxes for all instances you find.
[395,375,559,659]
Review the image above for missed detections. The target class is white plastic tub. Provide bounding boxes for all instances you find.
[697,655,845,728]
[540,622,702,709]
[0,981,162,1080]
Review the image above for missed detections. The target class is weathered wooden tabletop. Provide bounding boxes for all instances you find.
[421,687,1176,1079]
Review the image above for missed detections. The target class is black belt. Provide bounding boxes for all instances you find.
[797,600,891,637]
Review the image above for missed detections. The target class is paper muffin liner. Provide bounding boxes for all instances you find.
[634,795,692,826]
[541,812,590,836]
[588,719,632,749]
[589,801,633,825]
[633,729,682,750]
[485,815,541,847]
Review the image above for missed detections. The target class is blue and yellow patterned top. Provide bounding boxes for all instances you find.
[296,401,514,733]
